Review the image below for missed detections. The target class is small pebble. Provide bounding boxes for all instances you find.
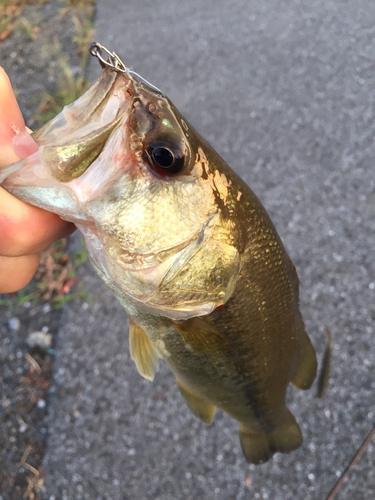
[43,303,51,314]
[27,331,52,350]
[37,399,46,409]
[8,318,21,332]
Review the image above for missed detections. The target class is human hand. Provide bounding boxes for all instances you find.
[0,68,75,293]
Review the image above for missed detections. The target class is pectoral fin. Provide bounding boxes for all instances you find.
[129,319,159,381]
[176,380,216,424]
[172,317,230,356]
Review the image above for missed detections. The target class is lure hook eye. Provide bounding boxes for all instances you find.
[89,42,127,73]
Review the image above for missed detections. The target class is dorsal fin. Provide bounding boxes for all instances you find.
[129,319,159,381]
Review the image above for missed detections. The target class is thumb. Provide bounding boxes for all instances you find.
[0,67,38,167]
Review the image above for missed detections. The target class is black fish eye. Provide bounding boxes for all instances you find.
[147,141,186,173]
[152,147,174,168]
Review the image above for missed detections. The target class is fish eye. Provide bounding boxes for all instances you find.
[146,140,186,173]
[152,147,174,168]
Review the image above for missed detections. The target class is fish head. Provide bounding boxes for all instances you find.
[1,66,242,319]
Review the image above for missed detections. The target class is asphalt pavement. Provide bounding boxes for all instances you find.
[42,1,375,499]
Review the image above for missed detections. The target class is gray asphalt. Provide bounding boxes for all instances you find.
[42,1,375,499]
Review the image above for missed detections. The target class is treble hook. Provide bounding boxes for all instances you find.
[89,42,127,73]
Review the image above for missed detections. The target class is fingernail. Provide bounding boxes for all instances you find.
[13,131,39,159]
[0,67,39,163]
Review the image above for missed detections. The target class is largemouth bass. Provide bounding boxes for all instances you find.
[0,44,317,464]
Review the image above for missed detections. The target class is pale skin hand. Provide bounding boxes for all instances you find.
[0,68,75,293]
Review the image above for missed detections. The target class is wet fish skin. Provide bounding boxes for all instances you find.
[1,62,317,464]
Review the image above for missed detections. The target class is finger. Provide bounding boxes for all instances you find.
[0,253,39,293]
[0,186,75,256]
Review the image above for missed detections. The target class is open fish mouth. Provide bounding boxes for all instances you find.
[1,67,134,207]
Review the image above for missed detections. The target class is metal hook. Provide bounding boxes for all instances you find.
[89,43,127,73]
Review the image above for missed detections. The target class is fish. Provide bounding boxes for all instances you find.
[0,44,317,464]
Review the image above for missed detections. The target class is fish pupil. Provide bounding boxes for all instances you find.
[152,147,174,168]
[145,139,186,173]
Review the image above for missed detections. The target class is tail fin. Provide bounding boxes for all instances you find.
[239,410,302,465]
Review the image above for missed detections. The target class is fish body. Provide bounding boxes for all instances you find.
[1,51,317,463]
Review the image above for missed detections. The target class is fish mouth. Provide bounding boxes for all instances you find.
[30,67,133,185]
[0,68,136,218]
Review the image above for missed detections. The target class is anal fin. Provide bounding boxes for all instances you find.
[176,380,216,424]
[239,409,302,465]
[129,319,159,381]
